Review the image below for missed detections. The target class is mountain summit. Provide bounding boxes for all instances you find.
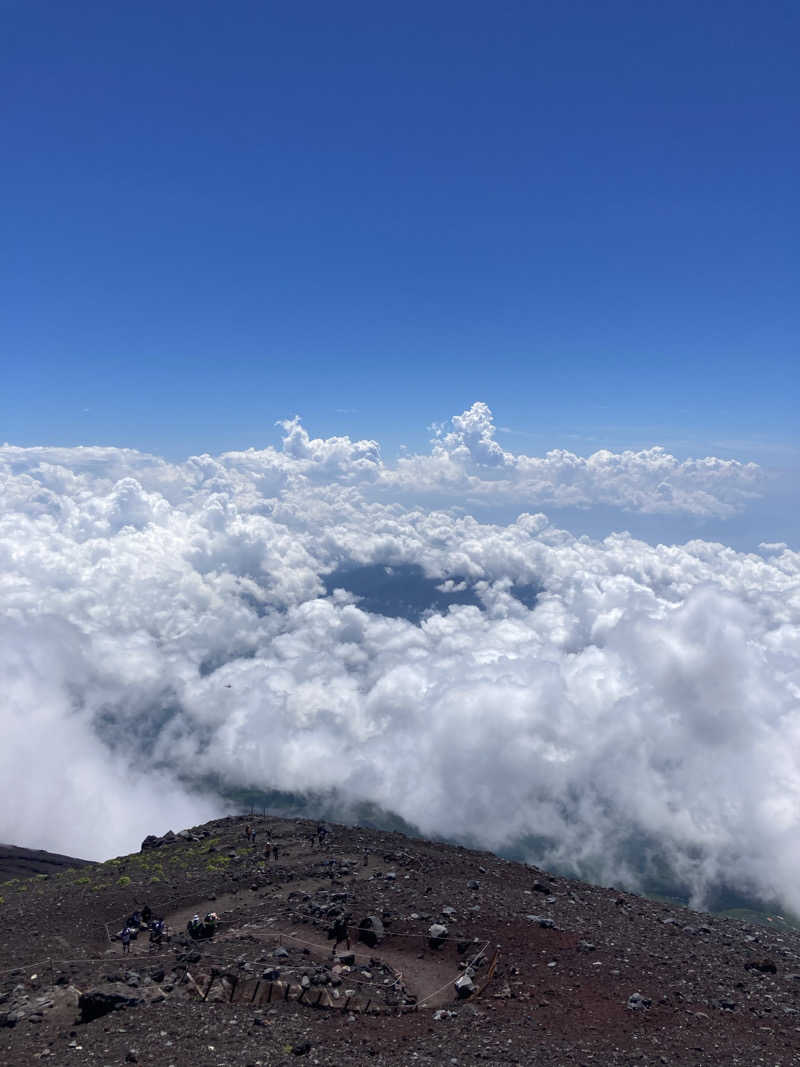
[1,815,798,1065]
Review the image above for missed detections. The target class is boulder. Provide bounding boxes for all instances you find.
[428,923,448,949]
[455,974,475,998]
[140,835,162,852]
[78,991,142,1024]
[358,915,385,948]
[745,958,778,974]
[526,915,556,929]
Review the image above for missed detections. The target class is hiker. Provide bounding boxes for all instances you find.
[245,823,251,841]
[272,843,279,861]
[121,927,131,954]
[264,840,271,861]
[329,914,351,955]
[251,828,257,844]
[141,903,152,925]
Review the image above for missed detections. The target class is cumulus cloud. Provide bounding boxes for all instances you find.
[2,406,799,916]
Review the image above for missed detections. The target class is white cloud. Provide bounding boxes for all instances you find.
[1,406,798,915]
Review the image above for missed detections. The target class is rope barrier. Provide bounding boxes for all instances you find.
[416,940,491,1008]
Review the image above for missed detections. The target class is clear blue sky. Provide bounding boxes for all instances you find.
[2,0,797,463]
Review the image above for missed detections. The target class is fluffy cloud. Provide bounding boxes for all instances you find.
[1,406,798,917]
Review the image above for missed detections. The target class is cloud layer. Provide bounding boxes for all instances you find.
[2,406,798,914]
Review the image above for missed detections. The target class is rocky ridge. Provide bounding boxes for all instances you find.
[2,815,800,1065]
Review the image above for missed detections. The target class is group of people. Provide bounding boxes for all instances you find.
[306,824,331,850]
[245,822,283,862]
[187,911,219,940]
[119,904,168,954]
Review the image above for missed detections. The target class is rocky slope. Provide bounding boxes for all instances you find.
[0,844,91,881]
[2,815,800,1065]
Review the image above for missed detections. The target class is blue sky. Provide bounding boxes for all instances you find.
[2,0,797,468]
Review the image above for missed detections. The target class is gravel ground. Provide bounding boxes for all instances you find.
[2,815,800,1065]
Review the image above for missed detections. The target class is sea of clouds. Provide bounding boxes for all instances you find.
[2,403,798,911]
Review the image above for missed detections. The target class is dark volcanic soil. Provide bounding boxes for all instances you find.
[2,816,800,1065]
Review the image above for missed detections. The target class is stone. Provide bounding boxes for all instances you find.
[429,923,449,949]
[526,915,556,929]
[357,915,385,948]
[455,974,475,998]
[627,993,652,1010]
[78,991,142,1024]
[745,958,778,974]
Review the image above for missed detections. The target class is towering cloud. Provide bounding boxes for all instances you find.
[1,406,797,914]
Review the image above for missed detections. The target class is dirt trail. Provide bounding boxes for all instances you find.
[263,921,481,1009]
[153,896,473,1008]
[112,836,482,1009]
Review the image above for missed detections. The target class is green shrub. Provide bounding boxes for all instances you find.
[117,875,131,887]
